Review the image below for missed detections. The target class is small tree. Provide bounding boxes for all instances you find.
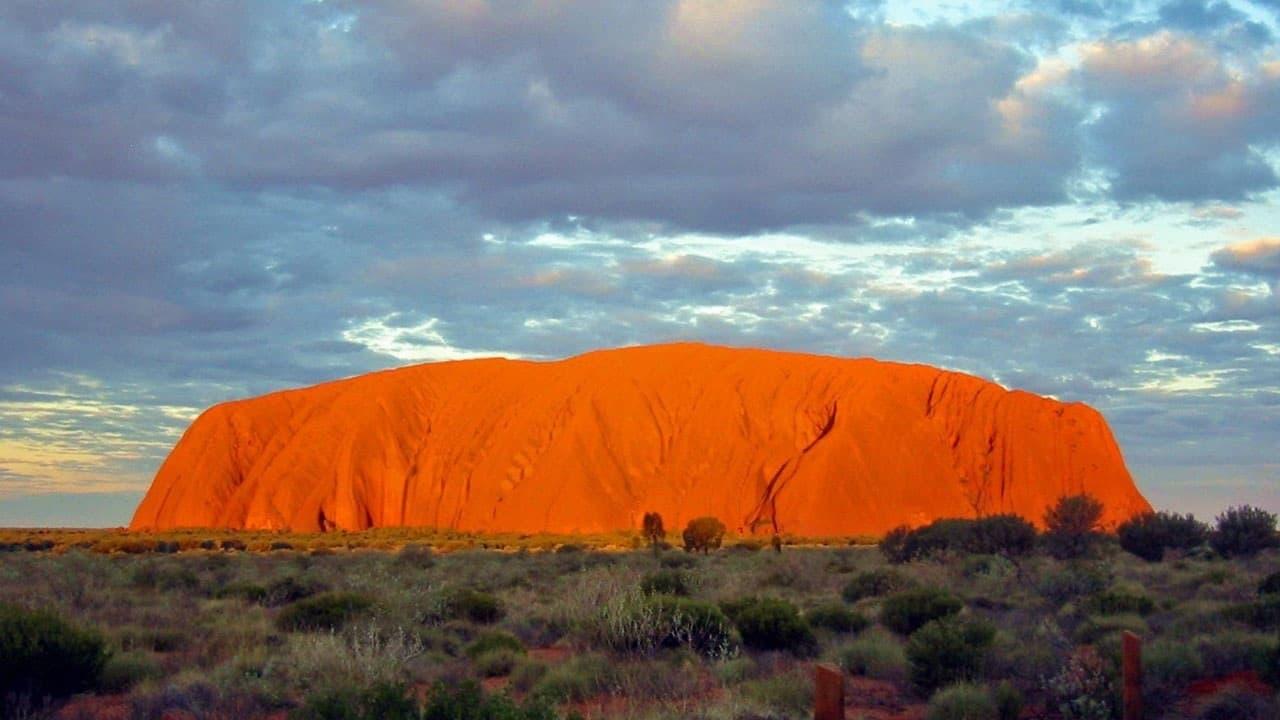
[1117,511,1208,562]
[1210,505,1279,558]
[1043,494,1105,560]
[682,517,726,554]
[642,512,666,555]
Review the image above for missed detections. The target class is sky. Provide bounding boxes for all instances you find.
[1,0,1278,527]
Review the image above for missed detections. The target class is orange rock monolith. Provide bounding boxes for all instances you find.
[130,343,1151,534]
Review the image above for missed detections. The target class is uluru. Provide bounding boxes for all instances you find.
[130,343,1150,536]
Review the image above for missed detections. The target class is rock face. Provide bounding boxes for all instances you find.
[131,343,1150,535]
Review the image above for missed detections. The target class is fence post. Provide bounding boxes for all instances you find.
[814,663,844,720]
[1122,630,1142,720]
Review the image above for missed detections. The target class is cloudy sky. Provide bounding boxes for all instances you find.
[2,0,1278,527]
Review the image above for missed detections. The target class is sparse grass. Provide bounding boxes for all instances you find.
[2,528,1277,720]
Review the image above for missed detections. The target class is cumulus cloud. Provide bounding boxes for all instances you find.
[1,0,1279,520]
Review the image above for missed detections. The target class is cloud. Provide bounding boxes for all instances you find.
[1078,31,1280,202]
[1211,237,1280,275]
[1,0,1279,523]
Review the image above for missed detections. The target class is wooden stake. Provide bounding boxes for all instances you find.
[814,663,844,720]
[1122,630,1142,720]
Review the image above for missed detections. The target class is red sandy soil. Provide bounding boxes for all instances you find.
[131,343,1149,536]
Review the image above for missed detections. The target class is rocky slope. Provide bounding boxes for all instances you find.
[131,343,1150,535]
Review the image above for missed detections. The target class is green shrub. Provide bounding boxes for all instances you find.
[1083,590,1155,616]
[1142,639,1204,710]
[736,667,813,717]
[806,604,869,634]
[0,603,109,710]
[1037,562,1110,605]
[880,588,963,635]
[1258,571,1280,596]
[473,649,521,678]
[1223,595,1280,630]
[1072,614,1148,645]
[263,576,323,607]
[436,588,505,624]
[925,683,997,720]
[216,581,268,604]
[98,650,163,693]
[659,553,698,569]
[906,618,996,694]
[881,525,914,563]
[842,568,909,602]
[971,514,1038,557]
[590,593,736,659]
[1047,646,1113,720]
[394,544,435,569]
[276,592,373,632]
[682,517,726,554]
[1042,494,1105,560]
[993,681,1023,720]
[532,653,613,703]
[720,597,816,655]
[1117,511,1208,561]
[839,629,908,682]
[291,682,419,720]
[649,596,736,658]
[465,631,525,659]
[1210,505,1279,558]
[1192,687,1278,720]
[425,680,558,720]
[639,569,691,596]
[1192,631,1275,678]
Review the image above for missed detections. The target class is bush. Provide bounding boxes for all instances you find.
[465,631,525,659]
[1042,494,1105,560]
[1210,505,1279,558]
[531,654,613,703]
[436,588,505,624]
[906,618,996,694]
[642,511,665,551]
[98,650,163,693]
[880,588,963,635]
[1083,590,1155,616]
[591,593,736,659]
[1258,571,1280,596]
[806,604,869,634]
[682,517,726,553]
[276,592,373,632]
[639,569,691,596]
[291,682,421,720]
[1192,687,1278,720]
[839,629,908,682]
[1142,639,1204,710]
[216,581,268,604]
[881,525,913,563]
[971,514,1038,558]
[1117,511,1208,561]
[0,603,109,711]
[1037,562,1110,605]
[395,544,435,569]
[925,683,997,720]
[473,649,521,678]
[1047,646,1114,720]
[1223,595,1280,630]
[424,680,558,720]
[720,597,816,655]
[842,568,909,602]
[994,681,1023,720]
[263,576,322,607]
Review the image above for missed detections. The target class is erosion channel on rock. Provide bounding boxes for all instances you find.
[131,343,1151,535]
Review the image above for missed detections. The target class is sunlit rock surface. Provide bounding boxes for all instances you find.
[131,343,1150,535]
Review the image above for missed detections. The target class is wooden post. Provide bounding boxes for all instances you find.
[1122,631,1142,720]
[814,663,844,720]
